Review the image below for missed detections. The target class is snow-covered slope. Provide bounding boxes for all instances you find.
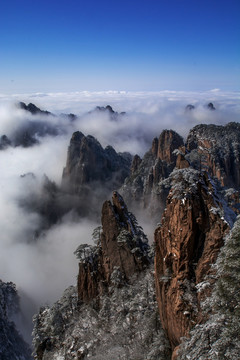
[32,267,170,360]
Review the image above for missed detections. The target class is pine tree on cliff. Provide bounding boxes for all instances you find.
[178,216,240,360]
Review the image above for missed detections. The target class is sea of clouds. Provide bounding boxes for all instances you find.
[0,89,239,343]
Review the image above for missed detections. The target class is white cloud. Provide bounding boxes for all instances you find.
[0,89,239,343]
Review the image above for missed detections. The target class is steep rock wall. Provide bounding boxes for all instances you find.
[77,191,151,303]
[186,123,240,188]
[154,170,230,353]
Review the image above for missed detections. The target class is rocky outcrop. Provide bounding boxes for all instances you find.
[157,130,184,164]
[18,102,52,116]
[62,131,131,194]
[175,152,190,169]
[186,122,240,188]
[131,154,142,174]
[122,122,240,226]
[61,131,131,218]
[19,134,132,226]
[76,191,151,303]
[154,169,230,353]
[32,193,169,360]
[0,280,32,360]
[207,102,216,110]
[122,130,184,220]
[30,121,240,360]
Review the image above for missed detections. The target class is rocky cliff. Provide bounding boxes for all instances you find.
[122,129,184,221]
[19,132,133,228]
[120,123,240,357]
[32,192,170,360]
[177,216,240,359]
[77,191,151,303]
[122,122,240,223]
[62,132,131,193]
[186,122,240,188]
[154,168,232,356]
[31,122,240,360]
[0,280,32,360]
[61,131,131,217]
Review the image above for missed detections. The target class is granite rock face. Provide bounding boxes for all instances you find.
[122,123,240,224]
[154,169,230,353]
[62,131,131,193]
[31,121,240,360]
[122,129,184,220]
[120,123,240,358]
[61,131,131,217]
[156,130,184,164]
[186,122,240,188]
[32,193,170,360]
[19,132,133,229]
[77,191,151,304]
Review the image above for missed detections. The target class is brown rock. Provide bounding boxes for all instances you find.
[223,188,240,214]
[143,131,184,201]
[154,170,229,349]
[176,153,190,169]
[171,345,180,360]
[77,259,102,304]
[121,130,184,221]
[77,192,150,303]
[157,130,184,163]
[131,154,142,174]
[151,137,159,157]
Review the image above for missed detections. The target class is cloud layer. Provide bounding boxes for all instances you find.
[0,90,239,343]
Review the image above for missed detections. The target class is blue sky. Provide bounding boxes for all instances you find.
[0,0,239,93]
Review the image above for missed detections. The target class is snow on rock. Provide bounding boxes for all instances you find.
[154,169,230,351]
[32,268,170,360]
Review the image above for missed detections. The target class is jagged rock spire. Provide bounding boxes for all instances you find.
[77,191,151,303]
[154,169,230,352]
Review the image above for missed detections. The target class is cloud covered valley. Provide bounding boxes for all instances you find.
[0,89,239,344]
